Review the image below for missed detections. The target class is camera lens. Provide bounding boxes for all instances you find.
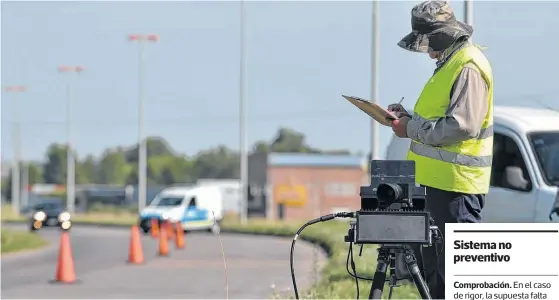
[377,183,404,204]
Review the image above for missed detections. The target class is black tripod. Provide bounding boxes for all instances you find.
[367,245,431,299]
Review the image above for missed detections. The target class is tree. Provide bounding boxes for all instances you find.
[269,128,320,153]
[125,163,138,185]
[77,155,97,184]
[148,155,194,185]
[27,162,43,184]
[252,140,270,154]
[1,171,12,202]
[43,144,67,184]
[97,149,128,185]
[124,137,175,163]
[22,126,355,187]
[1,162,42,201]
[194,146,239,179]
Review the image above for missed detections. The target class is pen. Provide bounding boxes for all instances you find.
[397,97,411,118]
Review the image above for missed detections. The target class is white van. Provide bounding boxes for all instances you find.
[385,106,559,222]
[138,185,224,234]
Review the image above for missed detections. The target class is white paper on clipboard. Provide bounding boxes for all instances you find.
[342,95,399,127]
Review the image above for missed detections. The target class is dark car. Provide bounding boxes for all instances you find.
[24,200,70,231]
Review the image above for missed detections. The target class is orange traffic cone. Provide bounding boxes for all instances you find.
[52,231,77,284]
[175,221,185,249]
[127,225,144,264]
[151,219,159,239]
[166,221,175,240]
[158,222,169,257]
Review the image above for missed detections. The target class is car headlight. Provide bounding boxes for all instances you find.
[58,211,71,222]
[161,212,169,220]
[61,220,72,230]
[33,211,46,222]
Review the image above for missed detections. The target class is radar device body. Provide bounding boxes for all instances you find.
[346,160,433,245]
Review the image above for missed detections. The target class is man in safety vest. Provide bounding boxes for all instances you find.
[388,1,493,298]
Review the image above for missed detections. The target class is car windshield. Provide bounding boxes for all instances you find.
[35,202,62,211]
[151,196,184,207]
[528,131,559,186]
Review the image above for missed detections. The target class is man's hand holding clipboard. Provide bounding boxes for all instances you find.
[342,95,412,138]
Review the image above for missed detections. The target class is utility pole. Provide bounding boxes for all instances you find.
[58,65,84,214]
[4,85,26,215]
[312,178,320,218]
[21,163,29,209]
[309,171,320,299]
[128,33,159,212]
[370,0,380,160]
[465,0,474,26]
[239,0,249,225]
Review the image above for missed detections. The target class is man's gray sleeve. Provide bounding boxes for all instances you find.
[406,63,489,146]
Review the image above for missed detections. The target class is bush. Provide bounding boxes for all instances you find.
[87,203,138,214]
[221,218,420,299]
[1,229,48,253]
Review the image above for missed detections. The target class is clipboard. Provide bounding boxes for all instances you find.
[342,95,399,126]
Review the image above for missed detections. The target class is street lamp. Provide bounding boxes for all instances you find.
[370,0,380,160]
[3,85,26,215]
[22,163,29,209]
[239,1,248,225]
[58,65,84,214]
[128,33,159,212]
[465,0,474,26]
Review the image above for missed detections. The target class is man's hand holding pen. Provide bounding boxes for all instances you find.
[388,97,411,138]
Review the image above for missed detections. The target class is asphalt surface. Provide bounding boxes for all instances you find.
[1,224,326,299]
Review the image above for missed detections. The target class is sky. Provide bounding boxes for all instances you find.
[1,1,558,162]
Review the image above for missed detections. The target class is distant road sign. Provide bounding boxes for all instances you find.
[274,184,307,207]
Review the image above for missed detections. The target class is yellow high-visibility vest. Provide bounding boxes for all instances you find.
[407,45,494,194]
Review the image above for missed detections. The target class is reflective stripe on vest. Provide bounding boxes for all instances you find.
[409,142,492,168]
[411,113,494,140]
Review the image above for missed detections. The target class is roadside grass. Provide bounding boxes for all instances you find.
[1,228,48,254]
[221,218,420,299]
[1,204,420,298]
[1,205,26,221]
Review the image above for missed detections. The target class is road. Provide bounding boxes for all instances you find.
[1,224,326,299]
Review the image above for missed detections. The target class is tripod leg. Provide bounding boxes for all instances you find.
[368,248,389,299]
[404,250,432,300]
[388,252,398,299]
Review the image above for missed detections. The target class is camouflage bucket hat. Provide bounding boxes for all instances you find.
[398,1,473,53]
